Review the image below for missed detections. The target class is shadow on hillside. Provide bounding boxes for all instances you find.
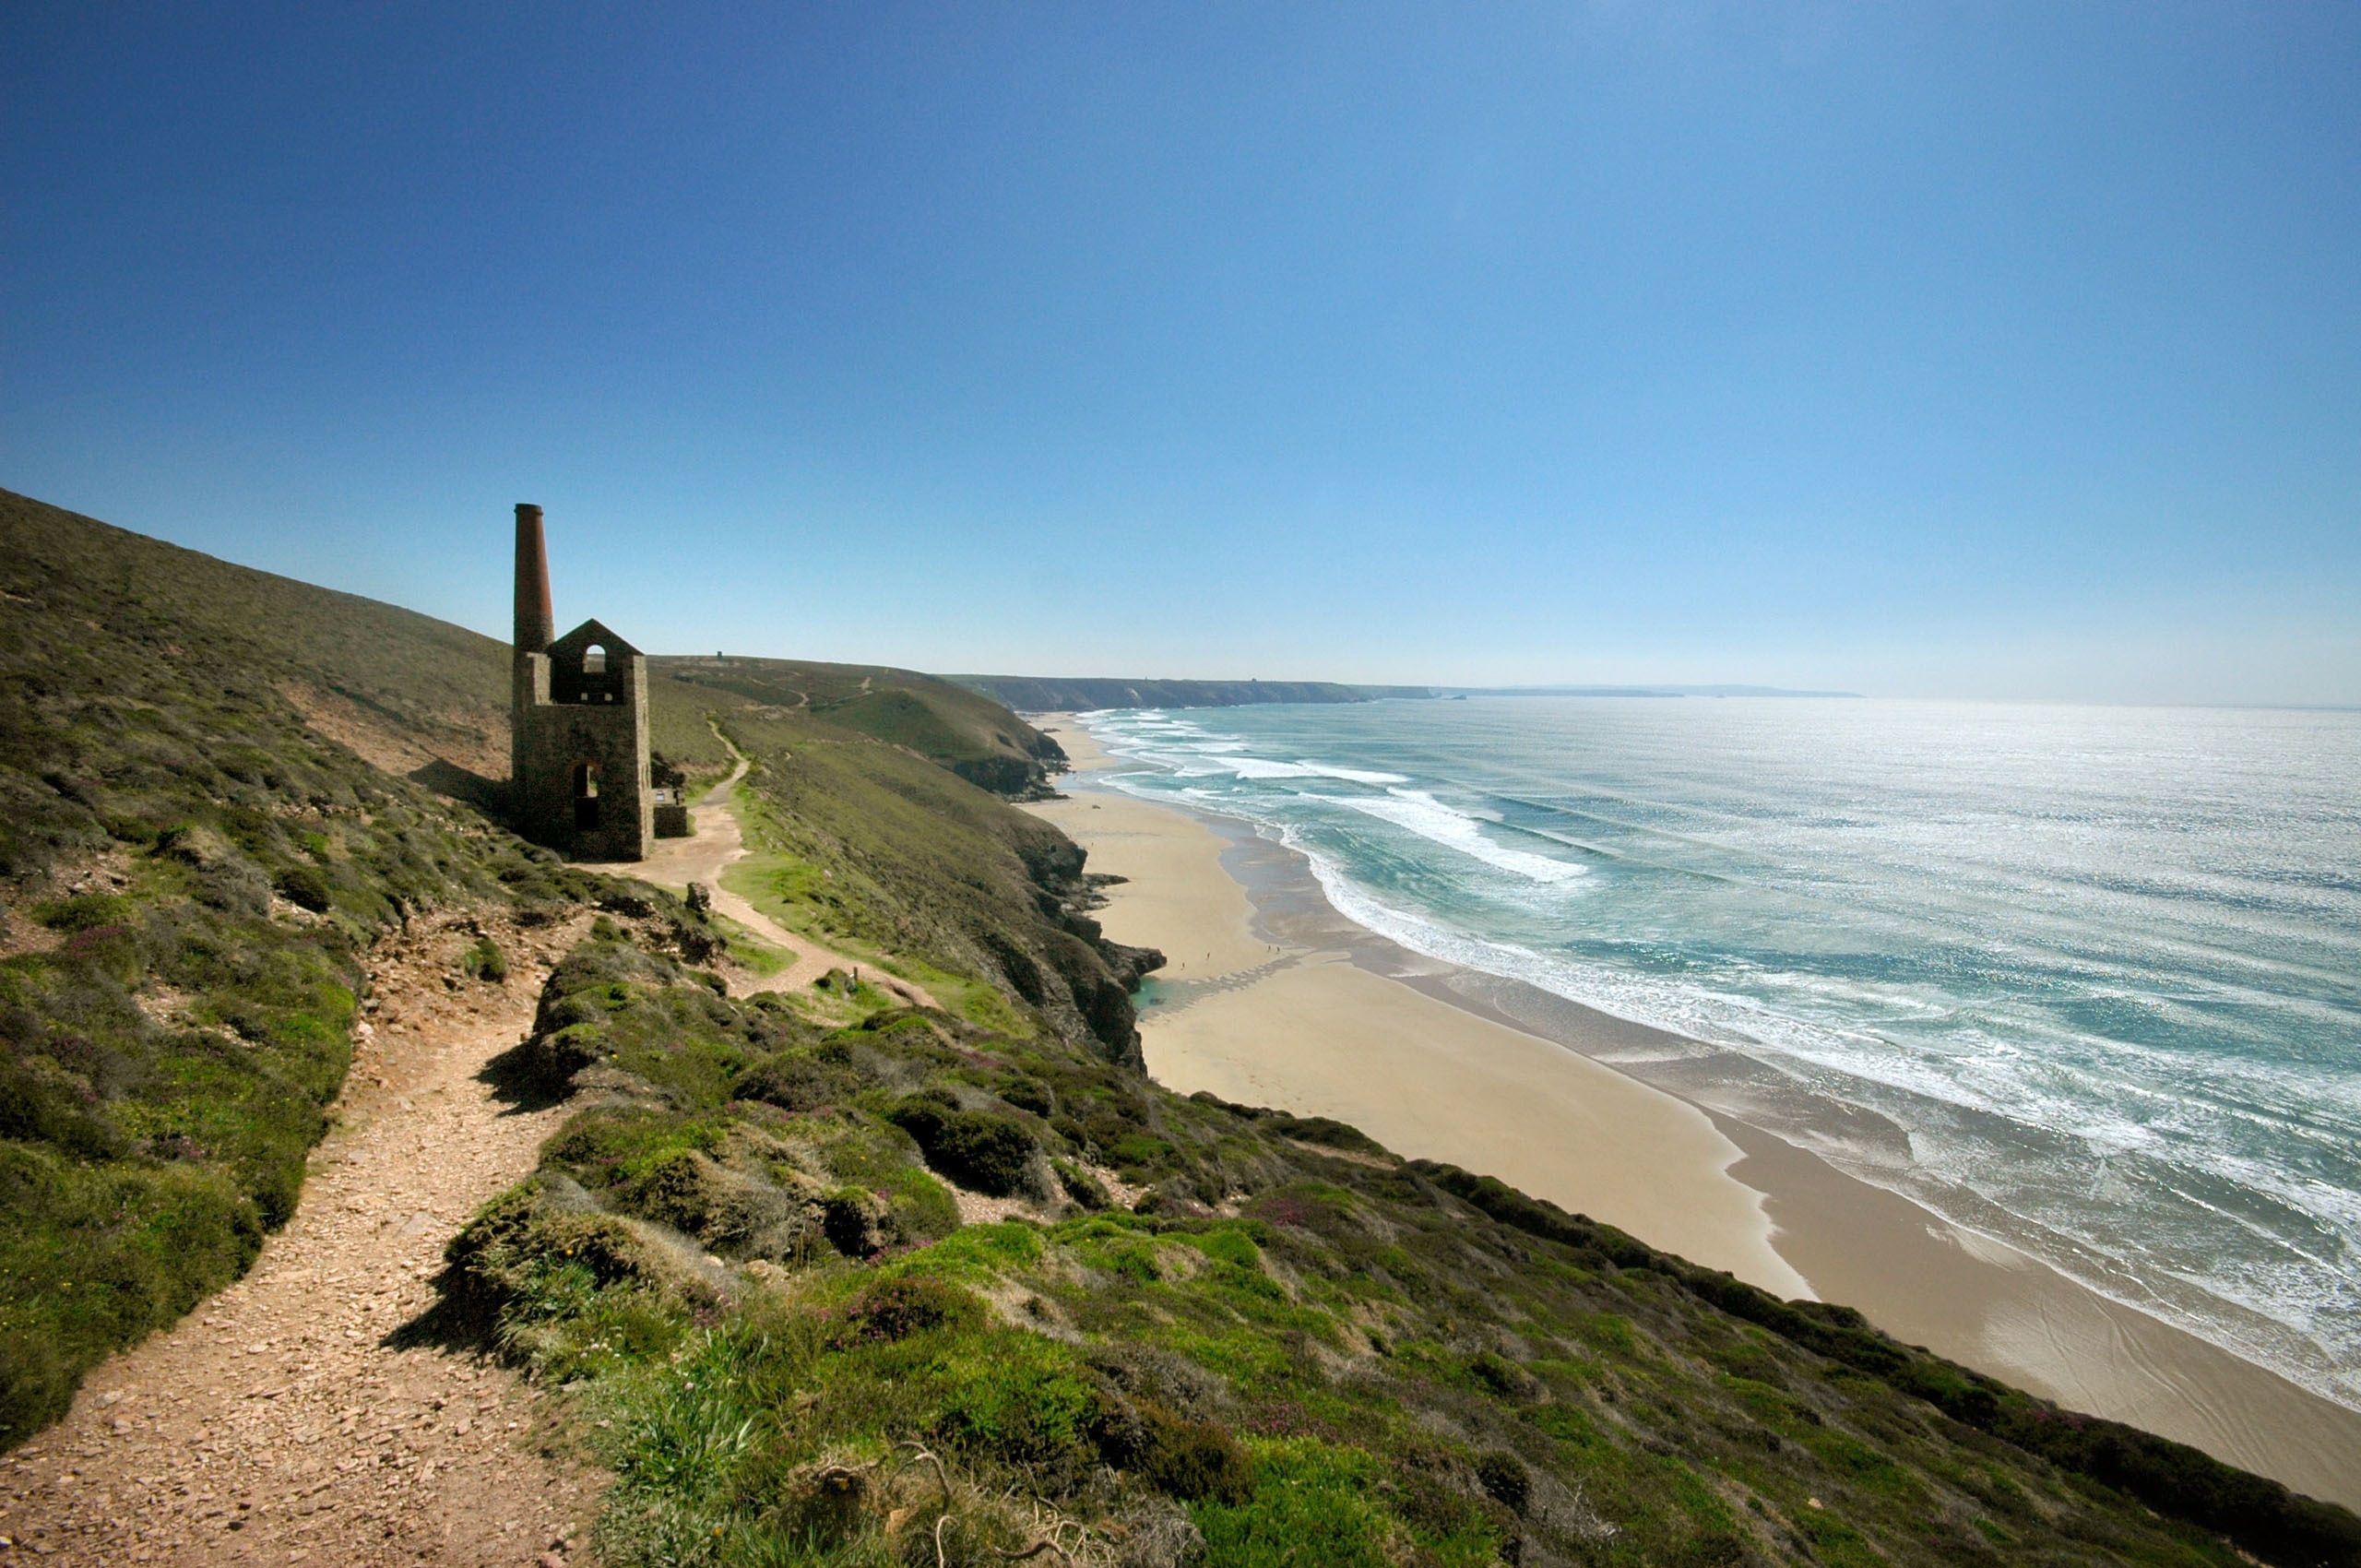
[477,1039,572,1116]
[409,757,507,815]
[384,1051,572,1357]
[384,1264,504,1356]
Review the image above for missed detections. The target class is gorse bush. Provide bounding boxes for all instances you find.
[272,864,334,913]
[826,1274,985,1348]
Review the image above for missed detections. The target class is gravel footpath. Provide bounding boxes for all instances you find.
[0,911,604,1566]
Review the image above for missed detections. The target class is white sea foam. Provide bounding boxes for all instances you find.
[1231,757,1409,784]
[1315,789,1586,884]
[1069,701,2361,1413]
[1274,827,2361,1403]
[1143,749,1410,785]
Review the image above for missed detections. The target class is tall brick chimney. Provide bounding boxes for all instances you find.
[514,503,553,653]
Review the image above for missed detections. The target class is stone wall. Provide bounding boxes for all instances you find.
[507,507,656,862]
[515,650,652,861]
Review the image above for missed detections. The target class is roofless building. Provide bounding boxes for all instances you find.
[509,503,652,860]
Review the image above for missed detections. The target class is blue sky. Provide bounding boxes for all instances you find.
[5,3,2357,702]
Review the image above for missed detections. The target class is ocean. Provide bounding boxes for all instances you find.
[1075,697,2361,1410]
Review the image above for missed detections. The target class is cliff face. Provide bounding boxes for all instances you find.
[953,674,1436,711]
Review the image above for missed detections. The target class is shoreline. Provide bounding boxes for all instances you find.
[1026,713,2361,1510]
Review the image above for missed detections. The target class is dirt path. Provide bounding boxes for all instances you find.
[0,912,601,1566]
[588,727,936,1009]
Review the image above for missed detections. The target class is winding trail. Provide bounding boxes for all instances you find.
[0,731,936,1563]
[0,912,602,1566]
[588,725,935,1009]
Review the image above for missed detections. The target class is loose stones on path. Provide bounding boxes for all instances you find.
[0,913,603,1566]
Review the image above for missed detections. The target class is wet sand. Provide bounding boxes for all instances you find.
[1026,714,2361,1510]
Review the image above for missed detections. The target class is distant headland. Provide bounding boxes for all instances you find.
[953,675,1435,710]
[1442,683,1866,699]
[956,674,1859,710]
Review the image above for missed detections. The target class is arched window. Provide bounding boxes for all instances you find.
[583,644,610,675]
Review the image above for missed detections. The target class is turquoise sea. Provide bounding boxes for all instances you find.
[1076,698,2361,1410]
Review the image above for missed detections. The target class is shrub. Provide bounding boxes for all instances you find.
[31,894,136,933]
[827,1274,984,1348]
[932,1331,1101,1474]
[460,935,508,983]
[1475,1448,1530,1515]
[1052,1157,1111,1211]
[1000,1075,1054,1118]
[1192,1438,1394,1568]
[1098,1398,1253,1504]
[1264,1111,1388,1158]
[618,1149,803,1256]
[1468,1349,1542,1401]
[272,865,334,913]
[735,1049,858,1113]
[820,1186,892,1257]
[886,1098,1038,1197]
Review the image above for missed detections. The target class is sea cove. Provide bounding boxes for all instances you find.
[1035,698,2361,1504]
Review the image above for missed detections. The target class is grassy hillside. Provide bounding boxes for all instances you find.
[1,490,512,778]
[5,488,2356,1567]
[714,707,1156,1062]
[449,925,2361,1568]
[0,490,1145,1443]
[0,489,618,1442]
[660,656,1066,795]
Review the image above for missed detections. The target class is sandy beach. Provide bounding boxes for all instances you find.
[1031,784,1809,1299]
[1027,714,2361,1510]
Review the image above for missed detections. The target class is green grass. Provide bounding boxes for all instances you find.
[706,912,790,979]
[438,925,2351,1568]
[719,785,1043,1038]
[651,654,1063,797]
[7,486,2355,1568]
[1192,1438,1413,1568]
[887,957,1036,1037]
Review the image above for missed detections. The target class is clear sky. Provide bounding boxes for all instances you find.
[5,3,2357,703]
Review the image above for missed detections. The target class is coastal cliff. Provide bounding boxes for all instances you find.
[2,487,2355,1568]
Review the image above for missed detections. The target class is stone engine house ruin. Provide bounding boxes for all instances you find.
[510,503,652,860]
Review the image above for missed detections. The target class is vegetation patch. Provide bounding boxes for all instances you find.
[431,923,2344,1568]
[884,1094,1039,1197]
[6,492,2351,1568]
[459,934,508,982]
